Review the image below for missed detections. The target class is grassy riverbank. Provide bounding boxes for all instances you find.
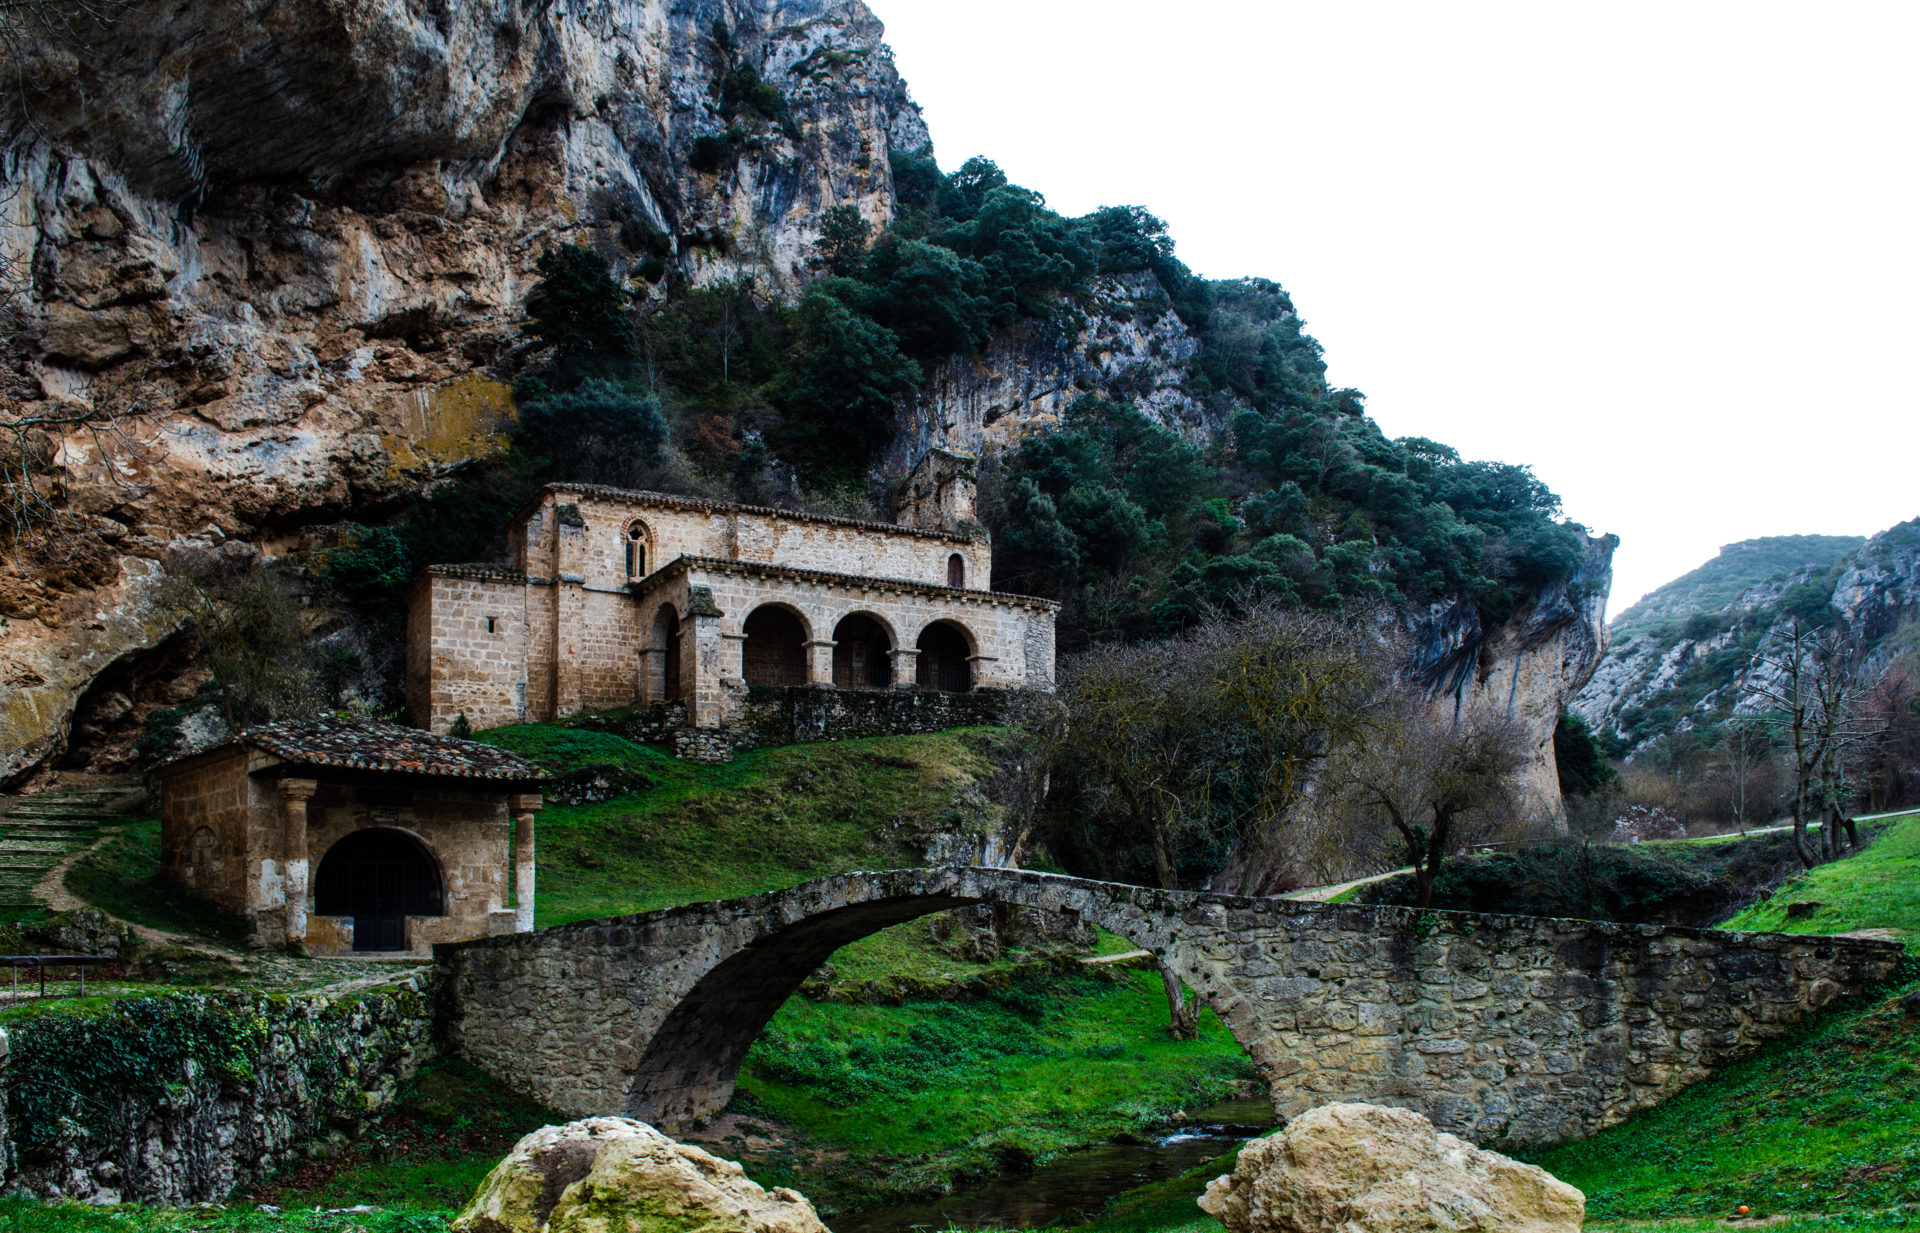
[724,962,1257,1215]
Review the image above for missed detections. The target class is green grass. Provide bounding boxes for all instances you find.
[64,817,253,946]
[727,964,1257,1214]
[1720,811,1920,947]
[0,1204,453,1233]
[1513,814,1920,1222]
[472,723,1013,924]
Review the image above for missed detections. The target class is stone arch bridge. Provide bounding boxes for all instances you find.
[433,867,1899,1146]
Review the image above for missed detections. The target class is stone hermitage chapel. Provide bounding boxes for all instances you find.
[406,452,1059,735]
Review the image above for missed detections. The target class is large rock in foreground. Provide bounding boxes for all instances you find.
[453,1117,827,1233]
[1198,1103,1584,1233]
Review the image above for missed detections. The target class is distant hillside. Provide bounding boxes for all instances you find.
[1611,535,1866,640]
[1574,519,1919,758]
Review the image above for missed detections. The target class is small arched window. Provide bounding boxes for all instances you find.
[947,553,965,588]
[624,521,649,580]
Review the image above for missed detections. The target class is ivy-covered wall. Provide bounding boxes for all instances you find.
[0,977,434,1204]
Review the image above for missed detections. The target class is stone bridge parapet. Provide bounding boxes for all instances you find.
[432,867,1902,1146]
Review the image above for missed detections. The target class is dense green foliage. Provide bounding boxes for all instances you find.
[1553,711,1620,800]
[1354,827,1824,925]
[1610,534,1867,641]
[352,148,1592,646]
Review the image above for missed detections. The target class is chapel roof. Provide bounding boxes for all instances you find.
[163,717,544,785]
[518,483,979,545]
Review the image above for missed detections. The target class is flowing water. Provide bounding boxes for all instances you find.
[834,1097,1274,1233]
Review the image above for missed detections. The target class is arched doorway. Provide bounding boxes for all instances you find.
[652,603,682,701]
[314,828,445,952]
[832,614,892,689]
[742,606,808,687]
[916,621,972,692]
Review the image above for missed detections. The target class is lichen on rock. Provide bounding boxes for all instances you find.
[455,1117,827,1233]
[1198,1102,1584,1233]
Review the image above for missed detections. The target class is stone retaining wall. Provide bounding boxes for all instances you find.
[0,978,434,1204]
[436,867,1902,1147]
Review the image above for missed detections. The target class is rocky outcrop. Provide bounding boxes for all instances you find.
[1406,533,1616,827]
[1199,1103,1584,1233]
[453,1117,827,1233]
[0,0,1615,797]
[884,271,1214,469]
[0,0,926,781]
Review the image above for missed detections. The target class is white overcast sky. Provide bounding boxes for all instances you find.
[870,0,1920,616]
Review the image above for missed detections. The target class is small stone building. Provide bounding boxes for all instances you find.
[406,452,1058,734]
[157,717,545,955]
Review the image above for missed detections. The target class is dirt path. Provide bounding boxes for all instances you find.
[1283,867,1411,903]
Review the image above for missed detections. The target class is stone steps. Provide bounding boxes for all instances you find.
[0,783,142,912]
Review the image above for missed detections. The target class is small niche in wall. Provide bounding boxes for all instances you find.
[486,617,498,634]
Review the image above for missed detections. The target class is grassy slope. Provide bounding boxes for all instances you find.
[1717,810,1920,944]
[730,965,1256,1214]
[1517,813,1920,1224]
[473,724,1010,925]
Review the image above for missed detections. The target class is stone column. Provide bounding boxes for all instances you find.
[510,794,543,933]
[805,638,836,687]
[277,778,318,950]
[890,647,920,689]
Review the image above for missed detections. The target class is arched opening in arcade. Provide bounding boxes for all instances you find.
[652,602,682,701]
[742,605,808,687]
[831,613,893,689]
[915,620,973,692]
[313,827,444,953]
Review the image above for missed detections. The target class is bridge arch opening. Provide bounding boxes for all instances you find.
[616,880,1262,1131]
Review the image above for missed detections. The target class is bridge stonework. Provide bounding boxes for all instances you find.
[432,867,1900,1146]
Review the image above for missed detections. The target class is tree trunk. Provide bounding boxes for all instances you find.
[1790,795,1818,868]
[1158,959,1199,1040]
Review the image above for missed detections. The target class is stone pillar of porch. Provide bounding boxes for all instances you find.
[805,639,836,687]
[510,794,542,933]
[277,778,318,950]
[889,647,920,689]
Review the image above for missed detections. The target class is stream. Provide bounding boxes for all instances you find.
[833,1097,1275,1233]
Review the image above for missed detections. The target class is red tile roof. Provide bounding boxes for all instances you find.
[210,717,543,783]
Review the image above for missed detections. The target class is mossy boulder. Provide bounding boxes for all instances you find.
[454,1117,826,1233]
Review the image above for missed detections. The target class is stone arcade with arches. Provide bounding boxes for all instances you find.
[156,717,545,955]
[405,453,1057,738]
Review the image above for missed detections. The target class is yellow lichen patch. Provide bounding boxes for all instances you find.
[383,373,517,476]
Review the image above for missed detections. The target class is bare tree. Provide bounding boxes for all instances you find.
[1051,602,1390,1036]
[1743,621,1878,868]
[1720,717,1772,832]
[158,556,326,732]
[1323,702,1532,909]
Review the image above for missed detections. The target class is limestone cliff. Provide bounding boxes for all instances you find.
[1405,532,1615,826]
[0,0,1614,797]
[0,0,925,782]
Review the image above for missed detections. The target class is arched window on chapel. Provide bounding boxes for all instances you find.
[624,521,650,581]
